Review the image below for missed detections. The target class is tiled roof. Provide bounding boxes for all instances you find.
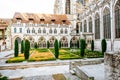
[13,12,71,25]
[0,18,11,28]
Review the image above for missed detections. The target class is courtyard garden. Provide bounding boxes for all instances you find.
[6,39,106,63]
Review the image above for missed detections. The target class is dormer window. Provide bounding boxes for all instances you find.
[29,18,34,23]
[40,19,45,24]
[62,20,66,24]
[16,18,22,23]
[51,19,55,24]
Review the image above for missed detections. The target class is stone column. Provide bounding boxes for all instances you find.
[104,52,120,80]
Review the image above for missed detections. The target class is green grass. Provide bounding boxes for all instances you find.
[49,48,103,60]
[32,48,48,52]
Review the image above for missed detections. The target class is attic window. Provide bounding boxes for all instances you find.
[29,18,34,21]
[51,19,55,22]
[16,18,22,20]
[40,19,45,21]
[62,20,66,23]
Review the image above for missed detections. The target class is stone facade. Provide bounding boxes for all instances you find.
[54,0,120,51]
[104,52,120,80]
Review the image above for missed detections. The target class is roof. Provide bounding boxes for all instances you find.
[12,12,71,25]
[0,18,11,29]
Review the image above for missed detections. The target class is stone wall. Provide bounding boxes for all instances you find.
[104,52,120,80]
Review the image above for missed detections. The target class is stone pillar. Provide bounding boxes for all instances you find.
[104,52,120,80]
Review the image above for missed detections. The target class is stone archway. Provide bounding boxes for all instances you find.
[49,36,56,48]
[60,36,68,48]
[38,37,46,48]
[70,36,78,48]
[27,36,35,48]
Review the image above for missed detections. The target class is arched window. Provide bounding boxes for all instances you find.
[54,28,57,34]
[27,28,30,33]
[43,28,46,33]
[95,13,100,39]
[80,22,82,32]
[84,20,87,32]
[38,37,46,48]
[38,28,41,33]
[49,28,52,33]
[115,0,120,38]
[60,36,68,48]
[49,36,56,47]
[65,28,68,34]
[76,23,79,33]
[32,28,35,33]
[60,29,63,34]
[65,0,71,14]
[14,28,17,33]
[70,36,78,48]
[89,17,92,33]
[103,8,111,39]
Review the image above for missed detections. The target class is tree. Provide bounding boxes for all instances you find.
[59,41,61,48]
[24,40,30,60]
[91,40,94,51]
[80,39,86,57]
[54,39,59,59]
[14,39,19,57]
[101,39,107,54]
[34,42,38,49]
[47,41,49,48]
[21,40,24,53]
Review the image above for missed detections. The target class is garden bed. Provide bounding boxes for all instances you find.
[6,48,55,63]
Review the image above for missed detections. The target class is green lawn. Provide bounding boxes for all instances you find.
[6,48,103,63]
[49,48,103,60]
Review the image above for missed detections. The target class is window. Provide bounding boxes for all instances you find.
[14,28,17,33]
[19,28,22,33]
[65,0,71,14]
[27,28,30,33]
[43,28,46,33]
[60,29,63,34]
[32,28,35,33]
[115,0,120,38]
[54,28,57,34]
[95,13,100,39]
[80,22,82,32]
[49,28,52,33]
[103,8,111,39]
[84,20,87,32]
[76,23,79,33]
[89,17,92,33]
[38,28,41,33]
[65,28,68,34]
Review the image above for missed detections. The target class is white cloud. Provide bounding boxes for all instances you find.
[0,0,55,18]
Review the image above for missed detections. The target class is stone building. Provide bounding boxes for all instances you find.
[10,12,80,49]
[54,0,120,51]
[0,18,11,51]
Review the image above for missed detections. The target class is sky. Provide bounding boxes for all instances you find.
[0,0,55,18]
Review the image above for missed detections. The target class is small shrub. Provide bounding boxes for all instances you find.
[54,39,59,58]
[91,40,94,51]
[21,40,24,53]
[34,42,38,49]
[24,40,30,60]
[101,39,107,54]
[14,39,19,57]
[47,41,49,49]
[80,39,86,57]
[0,76,8,80]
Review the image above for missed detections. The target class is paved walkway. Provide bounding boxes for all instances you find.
[0,65,80,80]
[0,50,14,64]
